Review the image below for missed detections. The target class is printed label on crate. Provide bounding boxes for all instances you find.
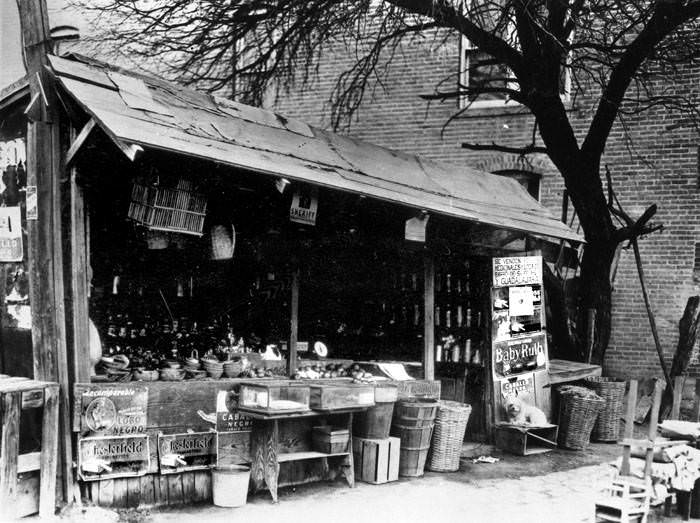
[493,256,542,287]
[80,386,148,436]
[493,333,547,378]
[157,431,216,474]
[0,207,22,261]
[78,434,150,481]
[216,390,254,433]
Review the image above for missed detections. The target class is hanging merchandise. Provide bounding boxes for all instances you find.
[209,224,236,260]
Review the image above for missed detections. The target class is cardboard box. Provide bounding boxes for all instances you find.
[352,436,400,484]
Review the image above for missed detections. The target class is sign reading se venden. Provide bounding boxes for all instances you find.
[493,333,547,377]
[493,256,542,288]
[158,432,216,474]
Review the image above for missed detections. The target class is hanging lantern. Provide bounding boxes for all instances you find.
[210,224,236,260]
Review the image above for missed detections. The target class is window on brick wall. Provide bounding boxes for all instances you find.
[493,169,541,200]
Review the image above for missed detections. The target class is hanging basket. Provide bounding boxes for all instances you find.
[583,377,626,442]
[210,224,236,260]
[557,385,605,450]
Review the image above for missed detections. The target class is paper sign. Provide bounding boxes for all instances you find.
[509,286,534,317]
[493,256,542,287]
[0,207,23,261]
[405,214,429,242]
[289,187,318,225]
[25,186,37,220]
[500,374,535,400]
[80,386,148,436]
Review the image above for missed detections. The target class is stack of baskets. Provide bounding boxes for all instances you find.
[557,385,605,450]
[583,376,626,442]
[202,358,224,378]
[428,401,472,472]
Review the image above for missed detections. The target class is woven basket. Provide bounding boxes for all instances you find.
[583,377,626,442]
[428,401,472,472]
[557,387,605,450]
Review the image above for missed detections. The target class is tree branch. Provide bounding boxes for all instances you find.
[461,141,547,155]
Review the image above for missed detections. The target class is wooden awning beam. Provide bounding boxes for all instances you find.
[65,117,96,165]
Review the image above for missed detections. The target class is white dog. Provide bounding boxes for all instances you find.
[504,395,548,426]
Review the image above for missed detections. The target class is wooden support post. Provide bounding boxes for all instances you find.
[17,0,74,506]
[39,385,59,518]
[423,251,435,381]
[645,381,663,477]
[0,392,21,511]
[621,379,638,476]
[671,375,684,421]
[586,308,596,364]
[692,379,700,422]
[288,265,299,376]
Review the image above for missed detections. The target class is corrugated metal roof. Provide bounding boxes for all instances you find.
[48,54,582,243]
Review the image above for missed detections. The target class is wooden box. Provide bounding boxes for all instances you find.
[494,423,558,456]
[393,380,441,400]
[239,382,310,414]
[309,384,375,411]
[311,426,350,454]
[352,436,400,484]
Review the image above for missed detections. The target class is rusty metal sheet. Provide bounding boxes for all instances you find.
[49,55,582,243]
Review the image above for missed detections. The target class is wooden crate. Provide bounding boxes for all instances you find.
[352,436,400,484]
[309,384,375,410]
[494,423,558,456]
[0,376,59,519]
[393,380,441,400]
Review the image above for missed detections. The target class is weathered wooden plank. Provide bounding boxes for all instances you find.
[97,479,114,507]
[111,478,128,508]
[192,470,211,503]
[0,392,21,507]
[181,472,195,505]
[621,380,638,476]
[167,473,183,506]
[38,385,58,518]
[288,265,299,375]
[139,474,155,507]
[423,252,435,381]
[126,477,141,508]
[66,118,96,165]
[671,375,684,420]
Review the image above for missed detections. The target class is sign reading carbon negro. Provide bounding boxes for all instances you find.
[80,386,148,436]
[493,256,542,288]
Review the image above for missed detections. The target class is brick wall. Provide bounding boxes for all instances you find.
[271,31,700,380]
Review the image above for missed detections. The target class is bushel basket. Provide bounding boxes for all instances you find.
[428,401,471,472]
[557,386,605,450]
[583,376,626,442]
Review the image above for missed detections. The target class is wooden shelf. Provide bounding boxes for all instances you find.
[277,451,349,463]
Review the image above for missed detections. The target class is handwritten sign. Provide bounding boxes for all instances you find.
[80,386,148,436]
[493,256,542,288]
[78,435,150,481]
[158,431,216,474]
[493,333,547,378]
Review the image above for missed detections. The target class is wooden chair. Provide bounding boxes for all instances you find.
[594,379,657,523]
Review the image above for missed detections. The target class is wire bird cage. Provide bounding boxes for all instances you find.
[128,178,207,236]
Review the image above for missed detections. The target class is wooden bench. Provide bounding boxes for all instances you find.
[0,375,59,519]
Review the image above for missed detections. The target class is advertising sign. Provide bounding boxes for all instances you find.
[78,435,150,481]
[157,431,216,474]
[80,386,148,436]
[493,333,547,378]
[216,390,254,433]
[289,186,318,226]
[0,207,22,261]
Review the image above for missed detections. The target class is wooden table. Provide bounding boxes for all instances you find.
[240,407,368,503]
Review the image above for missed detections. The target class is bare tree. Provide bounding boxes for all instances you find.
[72,0,700,364]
